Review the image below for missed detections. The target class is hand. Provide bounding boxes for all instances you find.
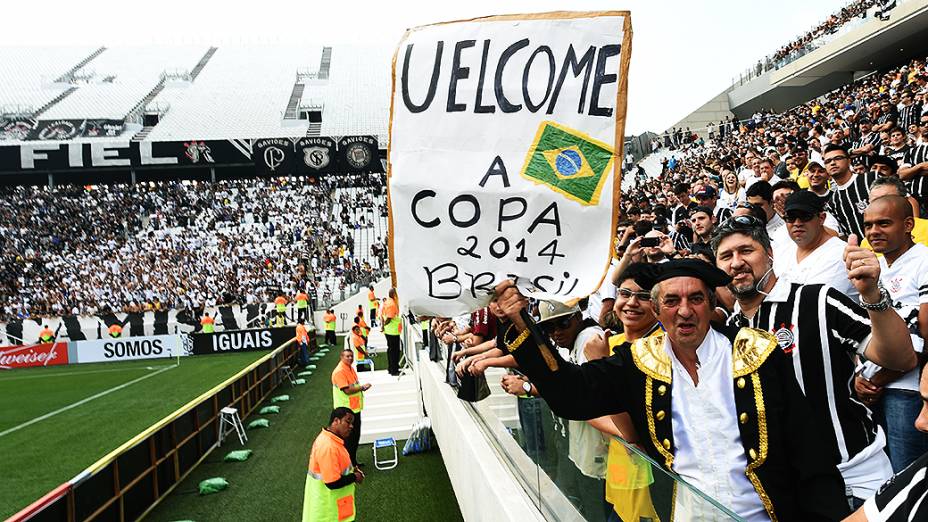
[658,234,675,255]
[468,359,489,376]
[455,359,468,378]
[500,375,527,396]
[463,336,475,347]
[624,237,643,260]
[451,350,466,363]
[844,234,882,301]
[583,333,610,360]
[493,280,528,328]
[854,375,883,406]
[354,468,365,484]
[441,333,456,344]
[362,383,372,391]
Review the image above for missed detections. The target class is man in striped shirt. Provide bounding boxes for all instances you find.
[712,220,917,507]
[825,143,879,238]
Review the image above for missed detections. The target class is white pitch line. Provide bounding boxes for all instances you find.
[0,365,170,382]
[0,364,176,438]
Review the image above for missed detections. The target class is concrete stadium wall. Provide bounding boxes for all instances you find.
[420,360,548,522]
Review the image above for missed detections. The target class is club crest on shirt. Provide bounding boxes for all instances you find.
[889,276,903,294]
[774,324,795,354]
[856,200,868,213]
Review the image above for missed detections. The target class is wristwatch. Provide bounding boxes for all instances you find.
[859,284,891,312]
[522,381,532,394]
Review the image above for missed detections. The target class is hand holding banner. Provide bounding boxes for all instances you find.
[388,11,632,316]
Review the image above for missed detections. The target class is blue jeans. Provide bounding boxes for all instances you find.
[878,389,928,473]
[517,397,546,463]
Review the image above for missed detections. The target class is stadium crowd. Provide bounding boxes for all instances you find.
[0,173,389,321]
[428,52,928,521]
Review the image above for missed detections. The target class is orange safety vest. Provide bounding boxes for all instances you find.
[296,292,309,308]
[39,328,54,342]
[296,323,309,343]
[275,296,287,313]
[351,332,367,360]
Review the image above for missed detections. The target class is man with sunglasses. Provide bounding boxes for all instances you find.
[774,191,856,298]
[492,261,851,521]
[713,217,917,509]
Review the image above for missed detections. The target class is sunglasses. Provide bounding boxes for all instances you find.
[541,314,575,333]
[784,211,816,223]
[720,215,764,231]
[617,288,651,301]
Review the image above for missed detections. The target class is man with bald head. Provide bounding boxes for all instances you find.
[857,195,928,473]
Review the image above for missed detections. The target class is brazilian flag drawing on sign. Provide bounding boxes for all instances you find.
[520,121,614,206]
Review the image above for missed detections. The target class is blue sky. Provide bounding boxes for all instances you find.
[2,0,848,134]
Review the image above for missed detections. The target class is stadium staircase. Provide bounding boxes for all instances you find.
[54,46,106,83]
[305,121,322,136]
[132,125,155,142]
[357,328,422,444]
[189,46,217,80]
[318,46,332,80]
[284,83,305,120]
[32,87,77,118]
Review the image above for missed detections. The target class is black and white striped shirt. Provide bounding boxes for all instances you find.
[898,102,922,130]
[863,452,928,522]
[904,144,928,200]
[727,279,889,491]
[828,171,878,239]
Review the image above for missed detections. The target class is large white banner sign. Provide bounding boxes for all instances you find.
[73,335,184,364]
[389,11,632,316]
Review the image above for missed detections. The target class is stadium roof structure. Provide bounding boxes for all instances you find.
[0,45,391,181]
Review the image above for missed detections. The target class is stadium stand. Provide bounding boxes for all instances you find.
[0,46,100,117]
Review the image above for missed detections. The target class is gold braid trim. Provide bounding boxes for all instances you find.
[645,376,674,469]
[744,372,777,522]
[631,332,672,384]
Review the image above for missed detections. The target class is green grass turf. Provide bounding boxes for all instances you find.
[147,336,463,522]
[0,351,270,520]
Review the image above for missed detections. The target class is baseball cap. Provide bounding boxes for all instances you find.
[694,185,717,199]
[784,191,826,214]
[537,300,581,324]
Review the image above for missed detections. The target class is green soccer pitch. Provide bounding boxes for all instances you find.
[0,351,269,520]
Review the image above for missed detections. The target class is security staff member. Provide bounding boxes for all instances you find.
[200,314,215,334]
[296,291,310,323]
[302,407,364,522]
[108,323,123,338]
[274,294,288,326]
[367,288,378,327]
[382,288,401,376]
[38,325,54,343]
[296,320,310,366]
[323,309,337,346]
[332,349,371,465]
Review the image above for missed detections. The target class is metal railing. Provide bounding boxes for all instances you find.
[11,338,304,522]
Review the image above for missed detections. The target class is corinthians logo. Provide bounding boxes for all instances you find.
[774,324,795,354]
[345,142,371,169]
[303,146,330,170]
[264,146,286,171]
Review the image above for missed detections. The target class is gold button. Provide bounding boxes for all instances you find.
[739,413,749,424]
[662,439,671,450]
[736,377,746,389]
[657,384,667,396]
[656,410,666,421]
[749,448,757,460]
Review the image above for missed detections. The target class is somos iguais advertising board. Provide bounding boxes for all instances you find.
[73,335,184,364]
[191,326,296,355]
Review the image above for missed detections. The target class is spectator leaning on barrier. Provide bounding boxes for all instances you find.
[714,217,916,506]
[856,195,928,473]
[302,407,364,522]
[296,320,310,366]
[493,261,850,521]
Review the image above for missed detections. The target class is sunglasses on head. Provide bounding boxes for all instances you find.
[721,215,764,230]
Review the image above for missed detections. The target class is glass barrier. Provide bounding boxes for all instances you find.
[419,324,743,521]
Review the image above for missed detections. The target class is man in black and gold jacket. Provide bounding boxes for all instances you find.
[494,260,850,521]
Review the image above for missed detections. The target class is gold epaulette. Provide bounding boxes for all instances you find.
[630,331,672,383]
[731,328,779,377]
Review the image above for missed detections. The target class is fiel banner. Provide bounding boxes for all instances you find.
[388,12,632,316]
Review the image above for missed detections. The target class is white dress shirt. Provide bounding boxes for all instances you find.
[665,328,769,521]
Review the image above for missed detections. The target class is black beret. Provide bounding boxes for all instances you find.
[651,259,732,288]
